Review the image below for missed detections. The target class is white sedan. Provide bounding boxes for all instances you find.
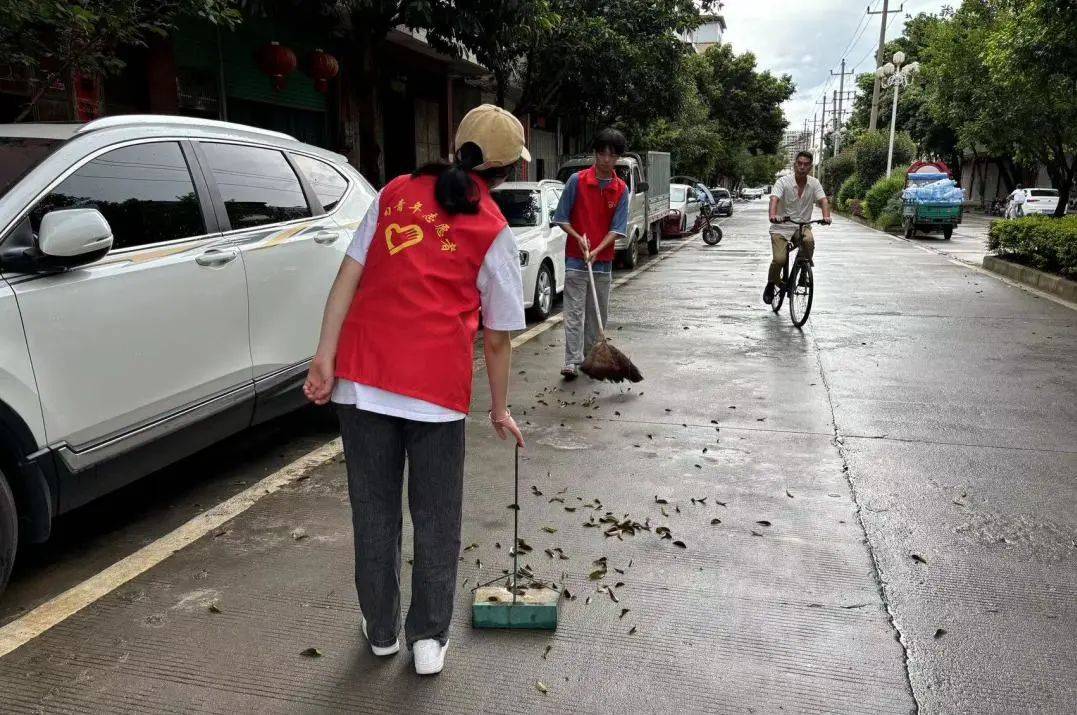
[491,180,566,320]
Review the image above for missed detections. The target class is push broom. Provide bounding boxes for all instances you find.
[580,248,643,383]
[472,445,559,629]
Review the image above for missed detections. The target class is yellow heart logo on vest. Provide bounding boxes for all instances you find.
[385,223,424,255]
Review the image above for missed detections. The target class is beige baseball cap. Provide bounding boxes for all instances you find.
[455,104,531,170]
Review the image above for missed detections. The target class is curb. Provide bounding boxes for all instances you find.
[982,256,1077,302]
[834,210,900,235]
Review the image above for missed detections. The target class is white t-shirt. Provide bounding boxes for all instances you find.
[331,190,526,422]
[769,174,826,236]
[1010,189,1026,204]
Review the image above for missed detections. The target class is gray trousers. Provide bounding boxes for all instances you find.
[337,406,465,648]
[564,267,611,366]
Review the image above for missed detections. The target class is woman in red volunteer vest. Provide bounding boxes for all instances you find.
[303,104,529,676]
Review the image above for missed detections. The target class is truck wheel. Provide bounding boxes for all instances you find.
[0,469,18,594]
[647,225,661,256]
[943,225,953,240]
[621,233,640,269]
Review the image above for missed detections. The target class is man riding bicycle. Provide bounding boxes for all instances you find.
[764,151,831,304]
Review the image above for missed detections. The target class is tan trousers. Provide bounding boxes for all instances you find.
[769,228,814,283]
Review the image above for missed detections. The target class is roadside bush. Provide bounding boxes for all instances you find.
[821,150,855,196]
[988,215,1077,279]
[837,174,868,209]
[863,169,908,223]
[876,194,905,229]
[854,131,915,186]
[847,199,864,217]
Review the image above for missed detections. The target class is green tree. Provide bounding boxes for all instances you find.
[923,0,1077,215]
[854,130,915,186]
[0,0,240,121]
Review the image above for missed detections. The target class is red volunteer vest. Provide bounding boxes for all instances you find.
[566,165,628,263]
[335,173,507,413]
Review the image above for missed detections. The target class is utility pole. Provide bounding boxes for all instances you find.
[868,1,904,131]
[831,59,855,154]
[816,94,828,180]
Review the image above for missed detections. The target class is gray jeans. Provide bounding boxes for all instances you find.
[337,406,465,647]
[564,266,611,366]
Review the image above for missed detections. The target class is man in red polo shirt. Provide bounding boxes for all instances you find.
[553,128,630,379]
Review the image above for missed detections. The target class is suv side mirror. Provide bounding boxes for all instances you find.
[637,181,649,193]
[39,209,114,258]
[0,208,113,274]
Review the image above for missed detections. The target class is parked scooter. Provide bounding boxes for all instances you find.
[700,202,723,245]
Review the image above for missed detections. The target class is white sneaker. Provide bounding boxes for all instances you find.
[362,617,400,656]
[413,638,448,675]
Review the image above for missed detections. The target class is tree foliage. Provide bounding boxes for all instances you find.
[921,0,1077,215]
[854,130,915,186]
[0,0,240,121]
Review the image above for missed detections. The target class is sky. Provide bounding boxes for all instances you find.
[719,0,955,143]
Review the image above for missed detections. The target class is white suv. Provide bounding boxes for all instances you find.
[0,115,375,591]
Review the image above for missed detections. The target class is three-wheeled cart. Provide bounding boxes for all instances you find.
[901,161,962,240]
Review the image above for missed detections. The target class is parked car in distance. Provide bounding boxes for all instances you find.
[491,180,566,321]
[0,115,376,593]
[710,187,733,216]
[1018,188,1060,216]
[663,183,703,237]
[741,187,766,199]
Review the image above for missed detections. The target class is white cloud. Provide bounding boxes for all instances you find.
[719,0,955,139]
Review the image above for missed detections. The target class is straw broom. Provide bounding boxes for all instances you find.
[580,255,643,383]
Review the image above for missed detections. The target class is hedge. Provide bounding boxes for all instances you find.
[988,215,1077,279]
[837,174,868,210]
[863,169,907,223]
[854,131,915,186]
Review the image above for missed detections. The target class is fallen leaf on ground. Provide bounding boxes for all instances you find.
[673,540,686,548]
[531,486,543,496]
[654,496,669,504]
[934,628,947,639]
[542,526,558,533]
[756,520,772,527]
[536,681,549,694]
[589,569,607,580]
[300,647,322,658]
[710,518,722,525]
[542,645,552,659]
[620,608,630,619]
[911,554,928,564]
[786,490,794,498]
[564,506,577,512]
[463,543,479,551]
[291,528,308,540]
[628,626,637,635]
[507,503,520,511]
[208,603,222,614]
[751,530,763,537]
[715,500,727,507]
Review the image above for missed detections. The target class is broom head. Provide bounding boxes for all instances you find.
[581,338,643,383]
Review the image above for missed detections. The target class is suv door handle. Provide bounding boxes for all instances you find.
[313,230,340,245]
[195,248,239,267]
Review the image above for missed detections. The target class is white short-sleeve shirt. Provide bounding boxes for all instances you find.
[768,174,826,237]
[331,190,526,422]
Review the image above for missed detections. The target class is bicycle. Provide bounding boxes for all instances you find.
[769,218,827,328]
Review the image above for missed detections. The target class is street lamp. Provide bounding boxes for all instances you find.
[876,51,920,177]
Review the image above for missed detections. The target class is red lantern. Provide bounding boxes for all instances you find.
[255,41,297,91]
[305,49,339,94]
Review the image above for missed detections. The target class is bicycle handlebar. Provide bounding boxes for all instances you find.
[779,217,830,226]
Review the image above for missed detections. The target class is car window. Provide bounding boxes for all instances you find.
[492,189,543,227]
[201,143,312,230]
[30,141,205,251]
[292,154,350,211]
[1029,189,1057,197]
[0,137,64,200]
[670,186,687,203]
[615,165,631,186]
[632,166,643,193]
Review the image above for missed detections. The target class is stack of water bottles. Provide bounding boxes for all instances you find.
[902,177,965,206]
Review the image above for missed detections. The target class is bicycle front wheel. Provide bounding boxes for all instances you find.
[788,262,813,328]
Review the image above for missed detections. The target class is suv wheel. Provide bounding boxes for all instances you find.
[528,262,555,321]
[0,469,18,593]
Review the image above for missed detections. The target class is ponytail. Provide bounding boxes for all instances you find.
[412,142,509,216]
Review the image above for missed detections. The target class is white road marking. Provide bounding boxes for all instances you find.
[0,230,704,658]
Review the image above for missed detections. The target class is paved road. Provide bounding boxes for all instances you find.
[0,202,1073,713]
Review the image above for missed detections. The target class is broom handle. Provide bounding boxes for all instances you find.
[586,259,606,339]
[512,443,519,605]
